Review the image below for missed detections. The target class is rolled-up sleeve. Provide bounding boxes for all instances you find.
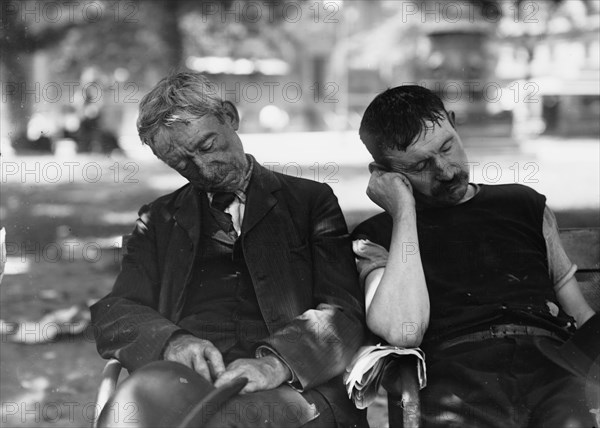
[352,239,389,289]
[543,206,577,292]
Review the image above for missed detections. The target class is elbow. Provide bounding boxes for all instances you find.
[366,310,429,348]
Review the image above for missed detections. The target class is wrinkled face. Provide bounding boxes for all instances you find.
[151,113,248,192]
[382,116,470,207]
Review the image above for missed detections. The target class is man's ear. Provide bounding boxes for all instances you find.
[222,101,240,130]
[447,110,456,128]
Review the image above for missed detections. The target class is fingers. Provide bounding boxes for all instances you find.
[191,350,212,382]
[213,366,244,389]
[370,168,408,182]
[214,359,267,393]
[204,345,225,380]
[398,174,413,192]
[369,162,387,173]
[240,379,258,394]
[163,336,225,383]
[189,342,224,382]
[369,170,412,192]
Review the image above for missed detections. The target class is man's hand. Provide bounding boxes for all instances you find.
[162,334,225,383]
[213,356,291,393]
[367,165,415,217]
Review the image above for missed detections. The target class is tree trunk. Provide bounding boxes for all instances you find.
[1,10,34,144]
[147,1,184,72]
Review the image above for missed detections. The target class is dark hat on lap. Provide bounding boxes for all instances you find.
[97,360,247,428]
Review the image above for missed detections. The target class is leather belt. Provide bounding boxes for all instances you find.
[435,324,563,351]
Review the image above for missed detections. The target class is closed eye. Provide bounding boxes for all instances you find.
[198,134,215,151]
[411,159,429,172]
[440,139,452,153]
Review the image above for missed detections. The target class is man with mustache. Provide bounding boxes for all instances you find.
[352,85,597,427]
[91,72,367,428]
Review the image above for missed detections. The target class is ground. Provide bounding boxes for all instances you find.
[0,134,598,427]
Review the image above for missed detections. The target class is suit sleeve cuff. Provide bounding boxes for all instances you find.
[255,345,301,390]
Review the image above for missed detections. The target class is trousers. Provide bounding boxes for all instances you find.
[421,337,598,428]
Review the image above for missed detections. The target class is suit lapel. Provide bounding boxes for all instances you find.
[241,164,298,331]
[242,163,281,235]
[162,186,203,322]
[172,186,202,247]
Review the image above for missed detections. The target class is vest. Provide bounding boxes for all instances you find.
[178,194,268,364]
[354,184,575,347]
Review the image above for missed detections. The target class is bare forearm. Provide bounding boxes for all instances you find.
[555,276,595,328]
[367,209,430,347]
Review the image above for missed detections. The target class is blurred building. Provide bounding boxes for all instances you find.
[329,0,599,142]
[330,2,510,142]
[497,1,600,138]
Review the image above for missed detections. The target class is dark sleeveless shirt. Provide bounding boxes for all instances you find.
[352,184,575,347]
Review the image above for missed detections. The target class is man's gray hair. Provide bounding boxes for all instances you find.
[136,72,227,147]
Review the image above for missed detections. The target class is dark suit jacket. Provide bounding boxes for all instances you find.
[90,160,366,422]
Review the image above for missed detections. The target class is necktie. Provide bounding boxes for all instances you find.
[210,192,238,238]
[211,192,237,212]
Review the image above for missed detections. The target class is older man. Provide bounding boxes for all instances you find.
[352,85,597,427]
[91,72,367,428]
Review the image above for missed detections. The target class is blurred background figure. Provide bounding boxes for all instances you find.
[77,68,121,154]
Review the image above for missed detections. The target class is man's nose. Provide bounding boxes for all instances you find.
[433,157,454,181]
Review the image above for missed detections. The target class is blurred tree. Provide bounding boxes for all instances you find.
[0,0,78,145]
[1,0,300,150]
[1,0,196,147]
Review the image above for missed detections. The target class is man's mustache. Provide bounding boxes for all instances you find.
[431,169,468,196]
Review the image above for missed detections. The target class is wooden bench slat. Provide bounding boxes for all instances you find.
[559,228,600,271]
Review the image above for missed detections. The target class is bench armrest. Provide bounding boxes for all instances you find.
[91,359,123,428]
[381,355,421,428]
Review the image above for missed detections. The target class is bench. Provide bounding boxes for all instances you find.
[91,228,600,428]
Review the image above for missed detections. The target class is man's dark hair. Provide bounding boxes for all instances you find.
[359,85,449,163]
